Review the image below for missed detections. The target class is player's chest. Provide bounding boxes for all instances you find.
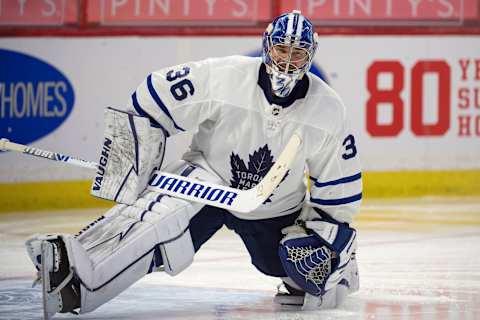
[218,96,303,138]
[211,104,305,169]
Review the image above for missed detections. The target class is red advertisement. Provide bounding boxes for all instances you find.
[365,58,480,138]
[0,0,78,26]
[87,0,272,25]
[281,0,479,24]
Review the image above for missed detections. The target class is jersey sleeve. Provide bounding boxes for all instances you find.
[125,59,214,137]
[306,107,362,224]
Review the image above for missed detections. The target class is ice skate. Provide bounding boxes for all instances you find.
[26,235,81,319]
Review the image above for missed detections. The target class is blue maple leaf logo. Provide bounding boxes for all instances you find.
[230,145,288,203]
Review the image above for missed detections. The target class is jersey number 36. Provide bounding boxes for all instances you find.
[166,66,195,101]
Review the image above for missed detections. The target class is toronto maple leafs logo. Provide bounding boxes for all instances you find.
[230,144,288,203]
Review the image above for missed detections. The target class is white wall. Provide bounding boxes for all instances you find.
[0,36,479,182]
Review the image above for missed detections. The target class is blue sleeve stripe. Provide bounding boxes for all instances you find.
[146,74,185,132]
[131,92,150,118]
[310,173,362,188]
[131,92,170,137]
[310,193,362,206]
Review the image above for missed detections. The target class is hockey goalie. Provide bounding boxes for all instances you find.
[25,10,362,319]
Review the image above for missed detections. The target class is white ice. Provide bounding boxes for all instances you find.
[1,198,479,320]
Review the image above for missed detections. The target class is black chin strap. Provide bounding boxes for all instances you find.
[257,63,309,108]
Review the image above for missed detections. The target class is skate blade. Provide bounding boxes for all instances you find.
[41,241,58,320]
[273,293,304,306]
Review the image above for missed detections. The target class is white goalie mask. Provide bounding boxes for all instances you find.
[262,10,319,98]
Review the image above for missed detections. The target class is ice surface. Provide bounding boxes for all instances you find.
[1,198,479,320]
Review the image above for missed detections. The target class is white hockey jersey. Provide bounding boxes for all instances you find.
[126,56,362,223]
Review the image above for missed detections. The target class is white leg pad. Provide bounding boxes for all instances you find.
[25,160,222,315]
[63,194,202,313]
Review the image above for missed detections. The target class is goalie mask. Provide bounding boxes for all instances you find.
[262,10,318,98]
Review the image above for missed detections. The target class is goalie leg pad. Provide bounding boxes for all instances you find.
[70,195,200,313]
[91,107,166,205]
[27,194,201,314]
[26,160,218,315]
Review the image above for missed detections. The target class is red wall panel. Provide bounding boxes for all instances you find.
[280,0,479,25]
[0,0,78,26]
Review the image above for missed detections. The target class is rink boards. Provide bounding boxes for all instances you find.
[0,36,479,211]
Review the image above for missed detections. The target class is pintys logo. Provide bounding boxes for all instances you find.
[0,49,75,146]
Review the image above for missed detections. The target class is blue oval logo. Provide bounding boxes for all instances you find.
[0,49,75,145]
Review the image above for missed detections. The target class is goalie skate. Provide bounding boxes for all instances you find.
[26,236,80,319]
[274,281,305,306]
[41,240,62,319]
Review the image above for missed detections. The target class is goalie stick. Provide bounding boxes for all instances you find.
[0,135,302,213]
